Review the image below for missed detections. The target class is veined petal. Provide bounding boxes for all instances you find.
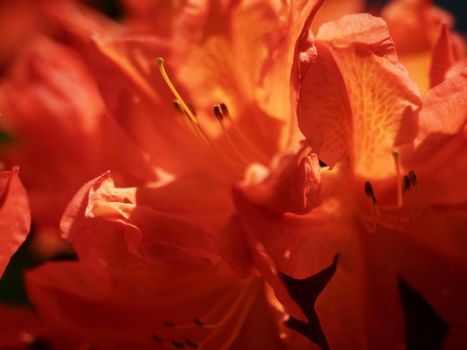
[0,168,30,277]
[298,14,421,179]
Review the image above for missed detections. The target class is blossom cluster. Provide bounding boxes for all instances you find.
[0,0,466,349]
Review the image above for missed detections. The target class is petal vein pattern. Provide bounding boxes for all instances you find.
[298,14,421,179]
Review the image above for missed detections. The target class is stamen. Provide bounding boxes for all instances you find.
[392,151,403,207]
[214,102,269,163]
[220,103,229,117]
[213,104,224,121]
[157,58,244,169]
[364,181,377,205]
[364,181,380,232]
[408,170,417,186]
[408,170,423,216]
[402,175,411,194]
[173,100,184,114]
[200,282,260,350]
[156,58,197,125]
[213,104,249,165]
[188,103,196,116]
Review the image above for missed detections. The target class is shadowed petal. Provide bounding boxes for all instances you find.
[316,230,405,350]
[0,168,30,277]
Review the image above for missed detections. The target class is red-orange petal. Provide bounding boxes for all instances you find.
[0,168,30,277]
[429,23,465,88]
[240,145,321,215]
[316,230,405,350]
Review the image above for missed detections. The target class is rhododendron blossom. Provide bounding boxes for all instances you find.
[0,0,466,349]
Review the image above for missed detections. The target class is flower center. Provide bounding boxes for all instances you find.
[156,57,268,170]
[361,153,422,233]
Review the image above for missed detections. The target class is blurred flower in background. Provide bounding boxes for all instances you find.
[0,0,465,349]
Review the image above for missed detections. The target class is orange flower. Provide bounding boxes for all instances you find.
[23,1,330,348]
[233,11,467,350]
[26,173,287,348]
[9,1,464,349]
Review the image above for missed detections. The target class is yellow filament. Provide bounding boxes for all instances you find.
[222,113,269,164]
[392,151,403,208]
[216,114,250,166]
[200,282,259,349]
[157,58,198,125]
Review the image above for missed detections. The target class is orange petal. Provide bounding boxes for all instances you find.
[429,23,465,88]
[26,261,283,348]
[1,36,153,229]
[232,187,354,321]
[240,145,321,214]
[0,168,30,277]
[61,172,218,266]
[311,0,364,32]
[298,14,421,178]
[379,209,467,346]
[382,0,453,56]
[171,0,323,153]
[407,69,467,206]
[316,230,405,350]
[419,68,467,136]
[381,0,457,93]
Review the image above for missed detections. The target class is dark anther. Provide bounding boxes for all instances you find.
[220,102,229,116]
[194,317,204,327]
[185,338,199,348]
[402,175,411,193]
[163,320,176,328]
[213,104,224,120]
[173,100,183,113]
[364,181,377,204]
[152,334,164,344]
[172,340,185,348]
[408,170,417,186]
